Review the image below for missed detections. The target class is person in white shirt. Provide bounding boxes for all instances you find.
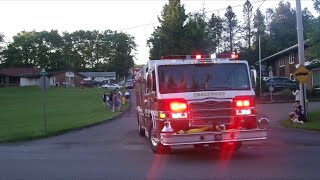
[118,91,122,96]
[292,87,300,101]
[125,91,130,99]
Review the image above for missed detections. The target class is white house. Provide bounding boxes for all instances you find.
[79,72,116,82]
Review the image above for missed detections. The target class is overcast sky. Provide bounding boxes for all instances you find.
[0,0,317,65]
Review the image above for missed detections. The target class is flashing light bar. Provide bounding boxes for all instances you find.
[161,53,239,60]
[161,55,188,60]
[214,53,239,59]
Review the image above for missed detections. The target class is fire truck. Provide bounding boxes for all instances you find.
[134,53,269,154]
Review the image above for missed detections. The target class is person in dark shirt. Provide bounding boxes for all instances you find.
[291,105,305,124]
[109,91,114,112]
[102,92,109,108]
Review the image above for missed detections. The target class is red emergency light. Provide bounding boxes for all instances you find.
[215,53,239,59]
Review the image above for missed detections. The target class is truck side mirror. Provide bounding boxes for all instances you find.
[250,69,257,89]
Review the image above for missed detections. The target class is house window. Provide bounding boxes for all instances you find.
[312,68,320,87]
[289,53,294,64]
[279,58,285,67]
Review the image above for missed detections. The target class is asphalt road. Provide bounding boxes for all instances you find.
[1,90,320,180]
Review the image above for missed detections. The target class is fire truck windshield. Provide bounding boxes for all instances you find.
[158,63,250,94]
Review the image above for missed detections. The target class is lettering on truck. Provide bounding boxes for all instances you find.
[193,92,226,97]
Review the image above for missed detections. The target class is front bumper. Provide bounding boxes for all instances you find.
[160,129,267,146]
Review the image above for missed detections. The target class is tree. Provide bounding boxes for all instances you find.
[314,0,320,13]
[302,8,315,39]
[184,11,209,54]
[242,0,254,49]
[107,32,136,77]
[223,5,238,52]
[253,9,266,41]
[307,17,320,60]
[2,29,136,76]
[147,28,164,60]
[148,0,188,59]
[268,1,297,53]
[265,8,274,35]
[34,30,64,71]
[2,31,38,67]
[251,8,268,65]
[207,13,224,53]
[0,33,4,44]
[0,33,5,66]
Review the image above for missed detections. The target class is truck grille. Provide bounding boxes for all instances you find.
[188,99,233,127]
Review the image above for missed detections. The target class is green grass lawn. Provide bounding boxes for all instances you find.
[280,109,320,132]
[0,86,129,142]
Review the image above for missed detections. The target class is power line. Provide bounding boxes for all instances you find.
[205,0,266,52]
[204,0,265,14]
[118,22,160,31]
[117,0,266,32]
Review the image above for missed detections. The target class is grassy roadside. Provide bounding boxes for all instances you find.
[0,86,129,142]
[280,109,320,132]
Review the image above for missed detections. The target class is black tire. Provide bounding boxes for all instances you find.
[148,122,171,154]
[137,113,145,136]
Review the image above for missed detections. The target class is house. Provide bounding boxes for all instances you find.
[0,67,42,87]
[0,68,86,87]
[258,42,320,90]
[49,71,86,87]
[79,72,116,82]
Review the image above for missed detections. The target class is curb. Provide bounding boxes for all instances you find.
[257,99,320,104]
[0,101,132,144]
[278,120,320,134]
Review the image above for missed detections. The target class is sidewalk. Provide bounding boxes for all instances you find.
[256,93,320,104]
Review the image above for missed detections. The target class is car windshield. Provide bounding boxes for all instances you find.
[158,63,250,94]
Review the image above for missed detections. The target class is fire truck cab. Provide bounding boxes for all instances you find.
[135,53,269,154]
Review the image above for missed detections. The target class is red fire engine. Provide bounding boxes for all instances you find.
[135,53,269,154]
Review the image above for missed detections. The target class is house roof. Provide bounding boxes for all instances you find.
[258,40,310,64]
[0,68,42,77]
[79,72,116,78]
[49,71,87,78]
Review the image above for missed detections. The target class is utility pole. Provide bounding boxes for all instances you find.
[295,0,307,117]
[259,35,262,96]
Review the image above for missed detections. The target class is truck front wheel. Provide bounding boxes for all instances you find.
[148,122,171,154]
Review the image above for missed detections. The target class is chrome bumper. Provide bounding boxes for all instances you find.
[160,129,267,146]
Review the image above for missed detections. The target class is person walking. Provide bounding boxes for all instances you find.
[116,92,123,112]
[109,91,114,112]
[102,92,108,108]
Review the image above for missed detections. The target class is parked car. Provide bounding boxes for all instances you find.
[125,81,134,89]
[265,77,299,92]
[102,83,122,89]
[262,77,270,81]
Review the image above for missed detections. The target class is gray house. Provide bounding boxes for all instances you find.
[79,72,116,82]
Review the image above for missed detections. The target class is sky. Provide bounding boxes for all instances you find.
[0,0,318,65]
